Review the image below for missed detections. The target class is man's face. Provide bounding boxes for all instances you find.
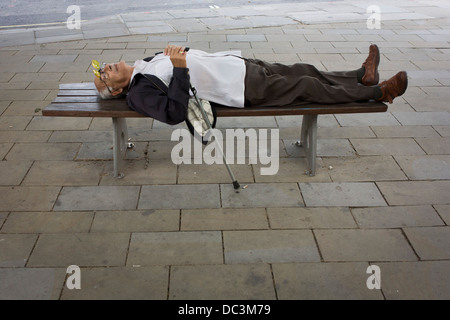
[94,61,129,95]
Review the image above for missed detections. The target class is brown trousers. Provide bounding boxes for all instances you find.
[244,59,376,107]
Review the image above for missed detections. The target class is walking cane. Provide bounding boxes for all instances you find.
[184,48,240,189]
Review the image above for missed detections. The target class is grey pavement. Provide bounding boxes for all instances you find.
[0,0,450,300]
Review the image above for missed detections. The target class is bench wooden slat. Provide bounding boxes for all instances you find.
[59,83,96,90]
[43,102,144,117]
[57,90,98,96]
[43,83,387,118]
[215,101,387,117]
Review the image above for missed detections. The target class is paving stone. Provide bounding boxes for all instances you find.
[434,205,450,225]
[221,183,304,208]
[100,159,177,185]
[28,233,130,267]
[272,262,383,300]
[200,17,253,30]
[284,138,355,157]
[434,126,450,137]
[170,19,209,33]
[394,155,450,180]
[0,268,66,300]
[1,211,93,233]
[315,229,417,262]
[275,114,338,128]
[0,142,12,159]
[352,206,444,228]
[415,137,450,155]
[0,62,44,73]
[0,234,38,267]
[350,138,426,156]
[335,113,401,127]
[0,160,33,185]
[268,207,357,229]
[6,142,80,161]
[323,156,407,181]
[378,261,450,299]
[136,141,179,160]
[371,125,439,138]
[30,54,78,63]
[0,72,14,82]
[76,142,114,160]
[60,266,169,300]
[377,181,450,205]
[254,157,331,183]
[0,186,60,211]
[139,184,220,209]
[170,264,275,300]
[392,112,450,126]
[181,208,268,231]
[0,131,51,143]
[403,87,450,112]
[317,126,376,139]
[146,35,187,42]
[23,161,104,186]
[127,231,223,266]
[9,72,63,82]
[0,82,29,90]
[49,130,112,143]
[223,230,320,263]
[178,163,255,184]
[27,116,91,131]
[216,116,277,128]
[299,182,387,207]
[0,212,7,228]
[227,34,267,42]
[403,226,450,260]
[90,210,180,232]
[0,115,32,130]
[38,62,88,73]
[54,186,140,211]
[5,100,50,116]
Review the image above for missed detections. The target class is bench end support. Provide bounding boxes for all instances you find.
[112,117,129,178]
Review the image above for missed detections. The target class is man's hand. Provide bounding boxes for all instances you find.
[164,45,187,68]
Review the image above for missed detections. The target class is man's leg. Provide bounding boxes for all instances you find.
[247,58,360,86]
[244,59,376,107]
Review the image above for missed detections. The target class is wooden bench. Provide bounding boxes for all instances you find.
[43,83,388,178]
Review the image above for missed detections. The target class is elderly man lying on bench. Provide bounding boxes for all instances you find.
[92,44,408,125]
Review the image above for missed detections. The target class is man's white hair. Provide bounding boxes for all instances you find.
[98,86,114,99]
[97,86,126,99]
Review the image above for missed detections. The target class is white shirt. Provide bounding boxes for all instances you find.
[130,49,246,108]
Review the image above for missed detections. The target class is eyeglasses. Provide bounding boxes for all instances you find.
[92,59,112,94]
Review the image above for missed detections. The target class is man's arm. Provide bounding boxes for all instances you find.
[127,45,191,125]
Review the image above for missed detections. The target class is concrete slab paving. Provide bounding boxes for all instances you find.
[223,230,320,263]
[351,206,445,228]
[299,182,387,207]
[272,262,384,300]
[54,186,140,211]
[27,233,130,267]
[0,268,66,300]
[315,229,417,262]
[60,266,169,300]
[127,231,223,266]
[378,261,450,300]
[170,264,276,300]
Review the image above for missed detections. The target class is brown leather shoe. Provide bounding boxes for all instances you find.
[378,71,408,104]
[362,44,380,86]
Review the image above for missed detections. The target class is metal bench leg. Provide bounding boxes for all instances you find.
[296,114,318,176]
[112,117,129,178]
